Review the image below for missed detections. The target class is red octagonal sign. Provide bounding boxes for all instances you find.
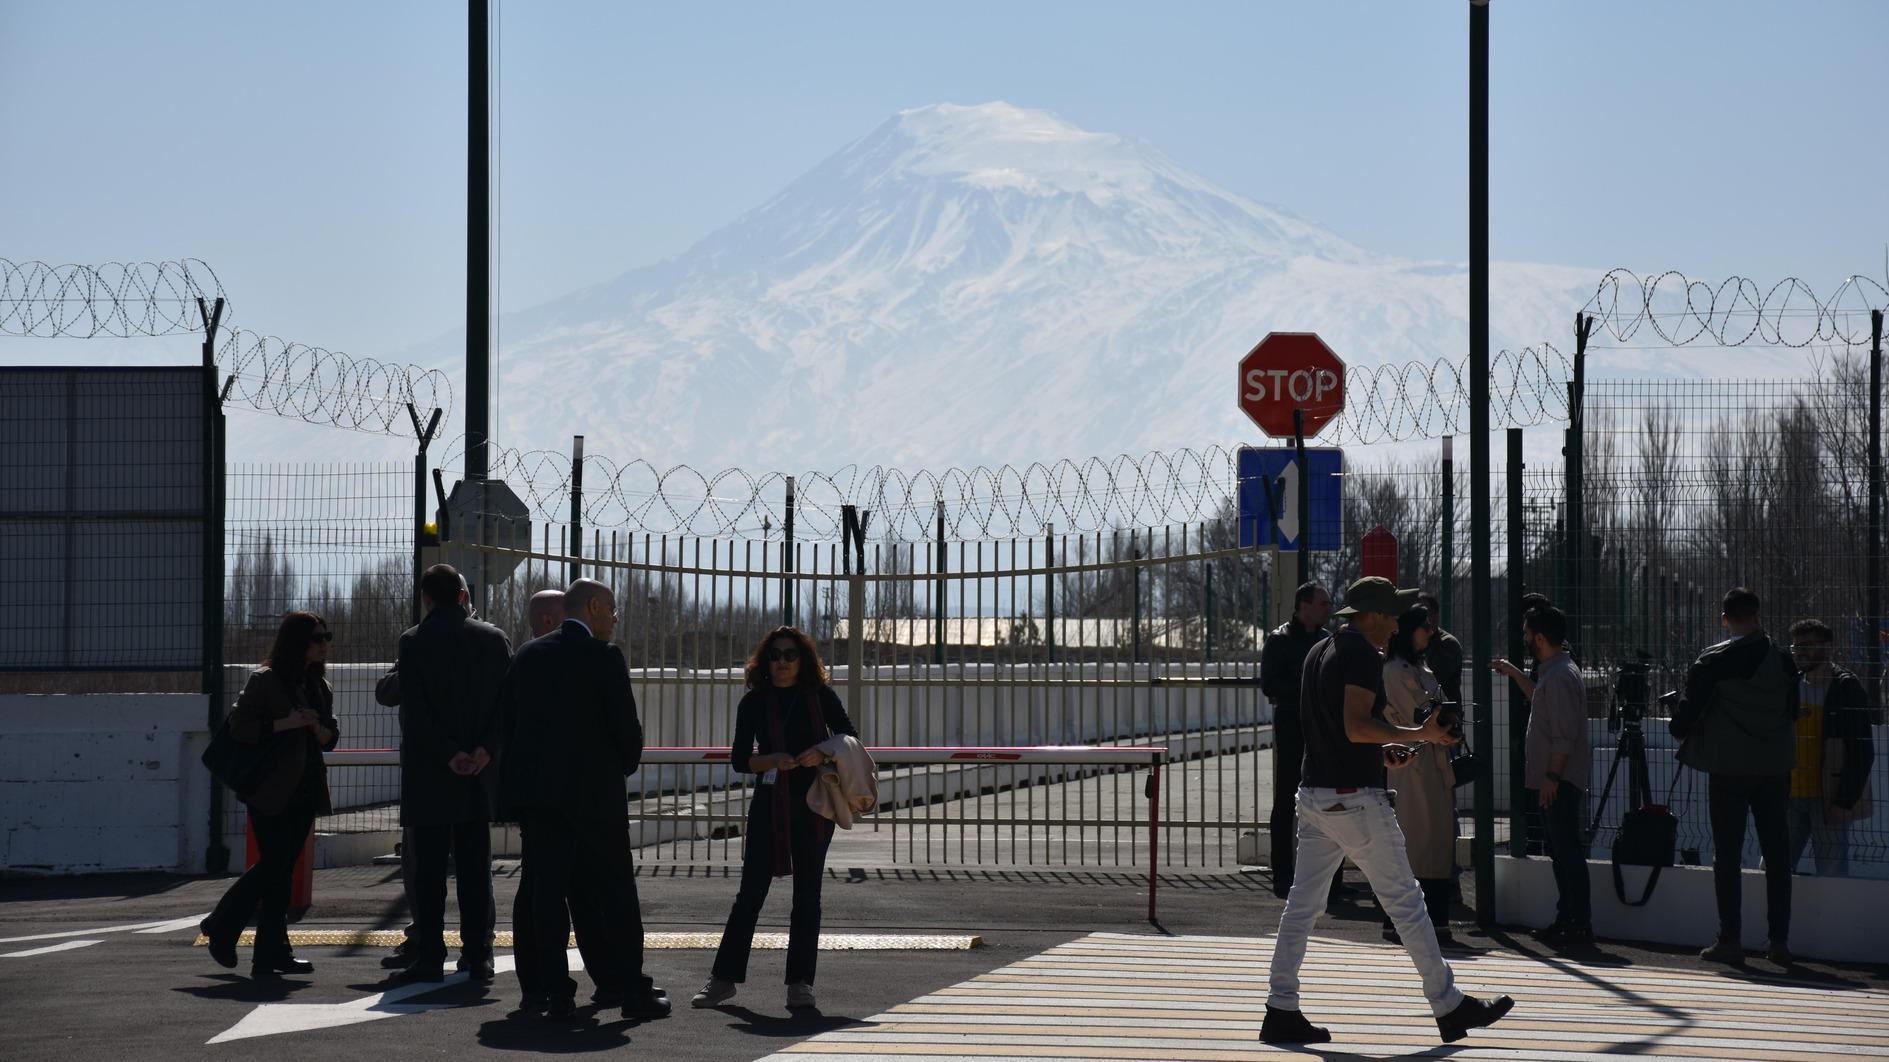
[1238,332,1346,439]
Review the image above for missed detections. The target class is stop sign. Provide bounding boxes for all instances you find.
[1238,332,1346,438]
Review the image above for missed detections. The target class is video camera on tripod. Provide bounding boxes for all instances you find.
[1593,648,1685,906]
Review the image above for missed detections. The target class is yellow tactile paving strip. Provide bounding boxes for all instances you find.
[764,932,1889,1061]
[193,930,981,950]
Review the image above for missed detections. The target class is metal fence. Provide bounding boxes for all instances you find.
[199,370,1889,878]
[449,528,1273,870]
[216,462,411,836]
[1339,372,1889,876]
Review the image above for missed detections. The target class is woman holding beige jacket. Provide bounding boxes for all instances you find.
[1382,605,1459,948]
[694,626,857,1013]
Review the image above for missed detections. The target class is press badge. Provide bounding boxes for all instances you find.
[761,768,778,785]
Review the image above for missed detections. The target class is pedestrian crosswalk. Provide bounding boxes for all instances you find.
[769,931,1889,1060]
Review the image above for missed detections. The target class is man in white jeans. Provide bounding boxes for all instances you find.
[1263,576,1515,1046]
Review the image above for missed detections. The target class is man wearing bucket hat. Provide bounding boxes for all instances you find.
[1263,577,1515,1046]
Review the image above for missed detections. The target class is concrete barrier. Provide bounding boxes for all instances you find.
[0,694,213,873]
[1493,853,1888,964]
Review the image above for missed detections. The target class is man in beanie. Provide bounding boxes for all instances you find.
[1263,577,1515,1046]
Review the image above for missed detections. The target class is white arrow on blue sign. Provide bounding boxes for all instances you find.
[1238,446,1344,551]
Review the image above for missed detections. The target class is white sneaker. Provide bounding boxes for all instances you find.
[786,982,816,1010]
[691,978,736,1008]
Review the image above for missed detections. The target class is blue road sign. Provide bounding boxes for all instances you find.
[1238,446,1344,551]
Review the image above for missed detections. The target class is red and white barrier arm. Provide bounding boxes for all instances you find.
[323,744,1169,923]
[324,745,1166,768]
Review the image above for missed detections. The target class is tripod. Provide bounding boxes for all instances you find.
[1587,704,1651,845]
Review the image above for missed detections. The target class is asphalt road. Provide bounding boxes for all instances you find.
[2,861,1883,1061]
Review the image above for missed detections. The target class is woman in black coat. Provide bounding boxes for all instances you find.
[692,626,856,1013]
[201,611,340,980]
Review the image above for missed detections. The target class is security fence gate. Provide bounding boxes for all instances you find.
[436,529,1274,871]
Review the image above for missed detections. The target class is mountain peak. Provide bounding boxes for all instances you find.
[857,101,1156,197]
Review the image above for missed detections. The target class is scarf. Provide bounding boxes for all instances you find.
[764,685,832,877]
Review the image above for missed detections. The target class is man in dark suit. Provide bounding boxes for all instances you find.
[499,578,669,1020]
[391,564,513,983]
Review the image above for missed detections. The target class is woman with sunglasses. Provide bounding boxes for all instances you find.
[201,611,341,980]
[694,626,857,1012]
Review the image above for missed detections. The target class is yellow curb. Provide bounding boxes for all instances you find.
[195,930,982,950]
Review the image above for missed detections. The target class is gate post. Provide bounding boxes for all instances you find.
[843,506,869,716]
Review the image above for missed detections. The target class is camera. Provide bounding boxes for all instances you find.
[1610,650,1653,730]
[1414,698,1465,741]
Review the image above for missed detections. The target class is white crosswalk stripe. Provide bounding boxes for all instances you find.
[765,931,1889,1060]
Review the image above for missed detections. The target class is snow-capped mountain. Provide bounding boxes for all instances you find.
[439,101,1604,472]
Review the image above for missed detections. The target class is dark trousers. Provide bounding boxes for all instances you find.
[515,813,652,1002]
[1538,781,1591,927]
[514,853,618,994]
[407,820,495,962]
[1707,772,1792,941]
[712,785,833,986]
[208,805,314,964]
[1269,709,1304,896]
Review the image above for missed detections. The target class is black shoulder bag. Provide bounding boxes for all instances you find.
[1611,763,1683,907]
[201,715,273,798]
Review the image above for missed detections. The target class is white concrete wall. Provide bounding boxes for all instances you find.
[1494,853,1889,964]
[0,694,213,874]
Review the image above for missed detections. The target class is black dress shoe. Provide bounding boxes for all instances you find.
[389,962,446,985]
[1557,925,1595,947]
[1437,993,1515,1043]
[1260,1005,1331,1045]
[201,920,238,970]
[543,996,575,1019]
[458,954,496,982]
[589,986,624,1007]
[621,989,672,1021]
[1532,920,1571,942]
[380,941,414,969]
[256,955,314,975]
[519,993,551,1015]
[250,966,284,982]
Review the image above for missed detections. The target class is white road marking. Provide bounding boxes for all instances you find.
[207,951,576,1043]
[2,939,104,958]
[135,914,213,934]
[0,914,209,944]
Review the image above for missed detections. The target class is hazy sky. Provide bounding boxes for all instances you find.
[3,0,1884,362]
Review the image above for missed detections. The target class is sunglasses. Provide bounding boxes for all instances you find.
[764,648,801,664]
[312,631,334,643]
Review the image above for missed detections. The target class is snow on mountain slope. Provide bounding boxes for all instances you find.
[425,101,1632,473]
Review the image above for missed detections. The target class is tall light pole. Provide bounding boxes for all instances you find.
[1469,0,1495,930]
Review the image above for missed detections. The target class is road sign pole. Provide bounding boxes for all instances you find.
[1292,409,1310,586]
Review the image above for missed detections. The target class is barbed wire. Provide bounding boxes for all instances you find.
[0,258,223,337]
[1326,344,1570,444]
[1583,268,1889,348]
[213,327,453,435]
[0,258,452,436]
[436,435,1248,541]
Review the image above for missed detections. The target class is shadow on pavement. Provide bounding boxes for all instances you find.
[473,1005,643,1053]
[712,1004,874,1039]
[172,975,318,1002]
